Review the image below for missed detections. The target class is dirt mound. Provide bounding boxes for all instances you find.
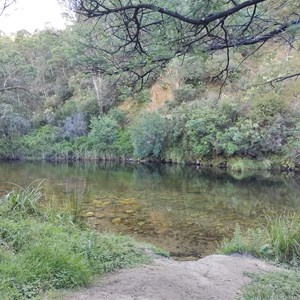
[63,254,278,300]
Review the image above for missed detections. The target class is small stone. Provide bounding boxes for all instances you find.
[120,199,136,205]
[96,213,106,219]
[112,217,122,224]
[84,212,95,217]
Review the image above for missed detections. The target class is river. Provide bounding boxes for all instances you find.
[0,161,299,259]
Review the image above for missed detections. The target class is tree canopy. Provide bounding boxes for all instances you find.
[67,0,300,87]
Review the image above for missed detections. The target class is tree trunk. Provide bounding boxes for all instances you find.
[92,73,105,113]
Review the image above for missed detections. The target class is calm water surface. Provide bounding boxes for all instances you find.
[1,161,300,259]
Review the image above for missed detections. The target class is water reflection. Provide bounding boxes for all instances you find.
[0,161,300,259]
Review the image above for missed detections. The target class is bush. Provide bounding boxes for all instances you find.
[108,107,127,127]
[282,122,300,169]
[63,112,88,140]
[88,115,118,154]
[185,104,237,158]
[131,111,169,159]
[226,117,290,157]
[0,103,30,137]
[173,84,201,106]
[249,97,288,125]
[23,125,63,159]
[0,137,25,160]
[115,130,134,157]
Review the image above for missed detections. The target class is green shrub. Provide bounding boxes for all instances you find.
[88,115,118,154]
[108,107,127,127]
[185,104,237,158]
[51,100,78,126]
[250,97,288,125]
[173,84,201,106]
[131,111,169,159]
[115,130,134,157]
[133,90,151,103]
[0,137,25,160]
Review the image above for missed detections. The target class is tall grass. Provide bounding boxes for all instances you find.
[228,158,272,172]
[3,180,44,214]
[219,213,300,299]
[219,212,300,265]
[266,213,300,263]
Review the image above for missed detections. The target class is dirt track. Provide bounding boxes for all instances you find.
[63,254,278,300]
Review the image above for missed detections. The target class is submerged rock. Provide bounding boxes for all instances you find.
[112,217,122,224]
[84,212,95,217]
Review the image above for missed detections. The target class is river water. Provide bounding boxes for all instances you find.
[0,161,299,259]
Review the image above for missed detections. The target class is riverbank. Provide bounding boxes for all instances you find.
[1,154,298,174]
[61,212,300,300]
[61,254,279,300]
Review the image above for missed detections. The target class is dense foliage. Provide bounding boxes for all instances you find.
[1,4,300,170]
[68,0,300,88]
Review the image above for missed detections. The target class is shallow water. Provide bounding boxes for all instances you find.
[1,161,300,259]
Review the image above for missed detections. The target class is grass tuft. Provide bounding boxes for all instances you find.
[240,271,300,300]
[219,212,300,300]
[228,158,272,172]
[2,180,44,214]
[219,212,300,265]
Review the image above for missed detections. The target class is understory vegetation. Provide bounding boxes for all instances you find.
[219,213,300,299]
[0,183,166,299]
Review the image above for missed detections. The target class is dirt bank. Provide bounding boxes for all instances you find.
[63,254,278,300]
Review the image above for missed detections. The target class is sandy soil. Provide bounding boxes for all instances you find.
[63,254,278,300]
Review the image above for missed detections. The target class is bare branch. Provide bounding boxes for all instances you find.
[264,72,300,87]
[0,86,33,94]
[75,0,266,26]
[0,0,15,17]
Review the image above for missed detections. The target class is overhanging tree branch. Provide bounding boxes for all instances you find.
[75,0,266,26]
[67,0,300,88]
[210,17,300,50]
[264,72,300,88]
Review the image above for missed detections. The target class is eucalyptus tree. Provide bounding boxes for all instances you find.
[63,22,119,112]
[66,0,300,88]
